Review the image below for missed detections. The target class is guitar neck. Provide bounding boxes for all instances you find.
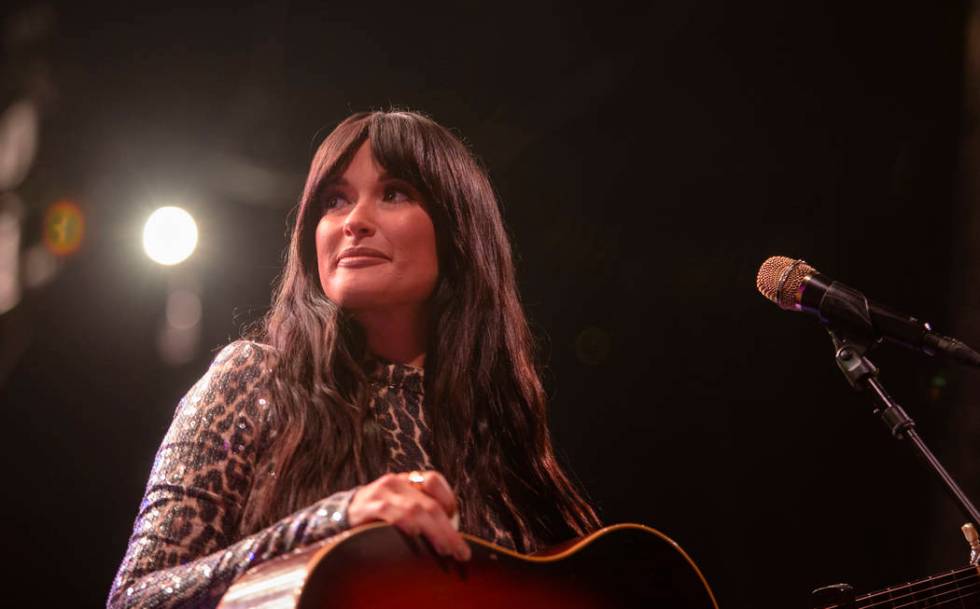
[851,566,980,609]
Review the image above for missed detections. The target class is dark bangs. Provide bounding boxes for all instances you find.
[367,112,461,271]
[306,111,444,212]
[367,112,441,207]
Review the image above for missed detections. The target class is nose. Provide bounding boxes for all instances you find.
[342,199,377,239]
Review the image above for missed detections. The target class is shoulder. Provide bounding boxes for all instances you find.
[211,339,277,372]
[172,340,277,429]
[198,340,276,393]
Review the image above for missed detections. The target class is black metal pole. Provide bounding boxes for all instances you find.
[862,375,980,527]
[833,341,980,528]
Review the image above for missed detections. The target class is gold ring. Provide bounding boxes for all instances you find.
[407,471,425,488]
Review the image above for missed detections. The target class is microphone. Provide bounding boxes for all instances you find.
[756,256,980,368]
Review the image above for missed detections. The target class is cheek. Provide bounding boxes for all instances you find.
[406,216,439,282]
[314,218,338,287]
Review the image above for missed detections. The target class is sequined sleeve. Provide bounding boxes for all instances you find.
[107,341,357,609]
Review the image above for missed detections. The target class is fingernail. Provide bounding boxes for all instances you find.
[458,546,471,561]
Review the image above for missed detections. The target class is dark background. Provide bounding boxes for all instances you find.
[0,1,976,607]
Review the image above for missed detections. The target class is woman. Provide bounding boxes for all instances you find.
[107,110,601,609]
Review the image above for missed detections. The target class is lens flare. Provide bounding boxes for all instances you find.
[143,206,198,266]
[43,199,85,256]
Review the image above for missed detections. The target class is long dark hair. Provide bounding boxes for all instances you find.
[241,110,601,550]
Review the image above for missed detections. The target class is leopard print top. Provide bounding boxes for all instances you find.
[107,340,517,609]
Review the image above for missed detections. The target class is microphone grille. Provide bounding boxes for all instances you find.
[756,256,815,309]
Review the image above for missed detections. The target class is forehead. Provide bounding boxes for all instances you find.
[328,142,388,184]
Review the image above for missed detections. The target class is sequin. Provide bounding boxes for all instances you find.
[107,340,522,609]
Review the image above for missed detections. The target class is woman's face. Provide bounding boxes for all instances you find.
[314,141,439,316]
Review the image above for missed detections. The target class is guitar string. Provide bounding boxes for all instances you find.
[856,581,980,609]
[851,567,979,605]
[857,566,976,602]
[822,575,979,609]
[887,587,980,609]
[853,572,980,608]
[856,578,979,609]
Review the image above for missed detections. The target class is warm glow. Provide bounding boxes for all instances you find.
[43,200,85,256]
[143,206,198,266]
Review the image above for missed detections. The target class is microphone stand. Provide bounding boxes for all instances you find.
[827,328,980,527]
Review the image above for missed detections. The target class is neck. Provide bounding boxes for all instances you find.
[852,565,980,609]
[353,305,428,368]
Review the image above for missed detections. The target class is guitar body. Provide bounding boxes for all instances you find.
[218,523,719,609]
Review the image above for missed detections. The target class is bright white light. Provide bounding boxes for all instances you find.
[143,206,198,265]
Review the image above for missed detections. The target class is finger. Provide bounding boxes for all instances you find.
[411,470,458,518]
[409,472,469,559]
[368,473,469,560]
[386,494,447,551]
[404,495,470,561]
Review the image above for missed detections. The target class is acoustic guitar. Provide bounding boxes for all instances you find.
[216,522,719,609]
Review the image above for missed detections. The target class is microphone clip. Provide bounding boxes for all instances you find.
[829,329,878,391]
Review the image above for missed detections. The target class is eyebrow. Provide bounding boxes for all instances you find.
[324,171,402,185]
[321,173,416,194]
[321,176,348,189]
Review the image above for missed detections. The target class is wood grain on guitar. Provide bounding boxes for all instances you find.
[217,522,719,609]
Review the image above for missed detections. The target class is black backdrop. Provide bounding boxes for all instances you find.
[0,1,973,607]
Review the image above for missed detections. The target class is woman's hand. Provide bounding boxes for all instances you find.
[346,470,472,561]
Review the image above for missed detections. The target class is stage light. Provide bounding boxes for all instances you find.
[143,206,198,266]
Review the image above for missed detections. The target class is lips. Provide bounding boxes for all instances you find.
[336,246,391,267]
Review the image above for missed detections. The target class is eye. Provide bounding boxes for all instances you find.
[382,183,414,203]
[320,190,349,213]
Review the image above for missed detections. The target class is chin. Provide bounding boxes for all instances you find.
[324,291,373,311]
[321,275,437,314]
[324,283,391,309]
